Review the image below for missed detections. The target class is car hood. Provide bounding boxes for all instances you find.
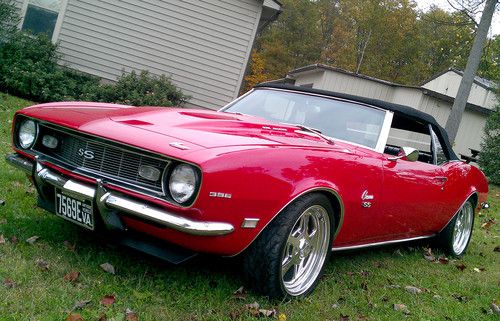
[19,103,336,154]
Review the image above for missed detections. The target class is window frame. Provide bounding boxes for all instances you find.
[429,125,450,166]
[18,0,69,42]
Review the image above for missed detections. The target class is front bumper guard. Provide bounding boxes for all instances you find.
[6,153,234,236]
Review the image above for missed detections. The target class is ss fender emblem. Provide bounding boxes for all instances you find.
[78,148,95,160]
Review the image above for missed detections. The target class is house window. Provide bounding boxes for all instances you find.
[21,0,62,39]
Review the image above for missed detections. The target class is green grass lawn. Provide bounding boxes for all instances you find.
[0,93,499,321]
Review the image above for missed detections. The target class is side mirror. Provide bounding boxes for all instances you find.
[388,147,419,162]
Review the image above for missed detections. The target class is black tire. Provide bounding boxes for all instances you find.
[437,199,475,257]
[242,193,335,299]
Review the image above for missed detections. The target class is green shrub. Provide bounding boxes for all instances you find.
[0,0,19,44]
[0,32,99,102]
[479,102,500,185]
[81,70,189,107]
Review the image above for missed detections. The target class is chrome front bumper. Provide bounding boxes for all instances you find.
[6,153,234,236]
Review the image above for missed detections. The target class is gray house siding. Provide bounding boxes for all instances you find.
[16,0,267,110]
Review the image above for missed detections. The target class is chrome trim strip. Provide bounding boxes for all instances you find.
[8,156,233,236]
[104,195,233,236]
[6,153,34,173]
[230,187,345,257]
[332,235,435,251]
[438,191,478,233]
[375,111,394,153]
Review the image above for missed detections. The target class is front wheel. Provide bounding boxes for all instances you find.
[243,193,334,298]
[437,199,475,256]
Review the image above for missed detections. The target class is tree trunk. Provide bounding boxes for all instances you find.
[444,0,498,144]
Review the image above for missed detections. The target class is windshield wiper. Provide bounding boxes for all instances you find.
[285,123,335,145]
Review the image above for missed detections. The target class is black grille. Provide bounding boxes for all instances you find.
[34,125,168,193]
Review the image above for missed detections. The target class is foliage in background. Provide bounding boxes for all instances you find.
[243,50,269,91]
[247,0,498,87]
[0,32,100,102]
[81,70,189,107]
[0,0,18,44]
[479,93,500,185]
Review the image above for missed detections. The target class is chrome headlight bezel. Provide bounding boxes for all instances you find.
[167,163,200,205]
[17,118,38,149]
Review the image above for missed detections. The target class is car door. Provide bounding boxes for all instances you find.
[379,119,448,239]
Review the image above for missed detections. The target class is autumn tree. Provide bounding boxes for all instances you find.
[244,49,269,92]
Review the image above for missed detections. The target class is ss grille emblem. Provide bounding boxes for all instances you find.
[78,148,95,160]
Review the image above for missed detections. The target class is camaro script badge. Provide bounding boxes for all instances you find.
[78,148,95,160]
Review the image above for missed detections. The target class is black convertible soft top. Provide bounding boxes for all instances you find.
[255,83,459,160]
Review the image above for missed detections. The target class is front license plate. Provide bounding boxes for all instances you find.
[55,189,94,230]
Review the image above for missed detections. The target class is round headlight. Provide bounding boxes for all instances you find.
[18,120,37,149]
[168,164,198,204]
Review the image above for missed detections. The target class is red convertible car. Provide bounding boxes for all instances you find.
[7,84,489,298]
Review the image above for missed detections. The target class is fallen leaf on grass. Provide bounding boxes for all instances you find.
[393,303,410,315]
[0,235,5,244]
[481,219,496,230]
[64,240,76,252]
[232,286,246,300]
[373,261,384,268]
[3,279,16,289]
[125,308,139,321]
[100,263,115,275]
[35,259,49,271]
[340,314,349,321]
[494,246,500,252]
[473,267,486,272]
[0,219,6,224]
[64,271,80,283]
[492,301,500,315]
[423,248,435,262]
[278,313,287,321]
[72,299,91,310]
[259,309,276,317]
[437,256,449,264]
[26,235,40,244]
[10,236,17,244]
[359,270,369,277]
[101,295,116,307]
[455,263,466,271]
[229,309,243,320]
[452,294,469,302]
[67,313,84,321]
[97,314,107,321]
[405,286,422,294]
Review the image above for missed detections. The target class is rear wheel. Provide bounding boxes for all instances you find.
[438,199,474,256]
[243,193,334,298]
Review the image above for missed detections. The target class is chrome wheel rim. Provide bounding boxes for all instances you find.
[452,202,473,255]
[281,205,330,296]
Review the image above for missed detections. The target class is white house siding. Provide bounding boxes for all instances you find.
[422,70,496,110]
[321,71,394,102]
[293,71,325,88]
[54,0,263,109]
[289,67,493,157]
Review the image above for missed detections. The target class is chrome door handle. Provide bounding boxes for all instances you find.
[434,176,448,182]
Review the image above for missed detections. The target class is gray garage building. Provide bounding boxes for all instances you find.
[278,65,497,158]
[14,0,281,109]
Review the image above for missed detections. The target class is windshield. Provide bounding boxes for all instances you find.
[223,89,386,149]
